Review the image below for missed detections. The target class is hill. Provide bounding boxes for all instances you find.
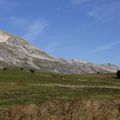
[0,30,120,73]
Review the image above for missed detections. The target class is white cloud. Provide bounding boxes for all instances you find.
[93,40,120,53]
[9,16,49,41]
[88,1,120,23]
[23,20,49,41]
[71,0,120,23]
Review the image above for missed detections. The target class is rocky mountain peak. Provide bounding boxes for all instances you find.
[0,30,119,73]
[0,30,57,69]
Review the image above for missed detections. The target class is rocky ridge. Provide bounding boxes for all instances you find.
[0,30,119,74]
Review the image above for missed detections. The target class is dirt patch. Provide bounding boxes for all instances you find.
[0,100,119,120]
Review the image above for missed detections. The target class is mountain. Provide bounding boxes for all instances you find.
[0,30,119,74]
[59,59,120,73]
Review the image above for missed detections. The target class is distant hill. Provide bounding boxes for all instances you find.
[0,30,119,73]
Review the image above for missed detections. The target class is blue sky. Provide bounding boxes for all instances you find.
[0,0,120,65]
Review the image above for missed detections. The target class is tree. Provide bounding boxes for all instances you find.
[97,72,100,74]
[29,69,35,74]
[2,68,8,71]
[116,70,120,78]
[20,68,24,70]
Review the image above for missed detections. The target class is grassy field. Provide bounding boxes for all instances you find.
[0,70,120,106]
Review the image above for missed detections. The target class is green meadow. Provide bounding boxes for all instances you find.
[0,70,119,106]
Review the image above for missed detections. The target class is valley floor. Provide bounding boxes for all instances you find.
[0,70,119,119]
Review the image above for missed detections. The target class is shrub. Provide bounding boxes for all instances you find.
[29,69,35,74]
[116,70,120,78]
[2,68,8,71]
[20,68,24,70]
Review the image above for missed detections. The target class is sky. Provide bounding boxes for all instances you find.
[0,0,120,65]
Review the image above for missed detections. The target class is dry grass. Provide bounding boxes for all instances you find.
[0,100,119,120]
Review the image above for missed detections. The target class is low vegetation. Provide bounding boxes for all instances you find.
[0,100,119,120]
[0,70,119,119]
[0,70,119,106]
[29,69,35,74]
[117,70,120,78]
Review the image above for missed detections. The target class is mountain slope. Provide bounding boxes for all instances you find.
[0,30,58,68]
[0,30,119,73]
[59,59,120,73]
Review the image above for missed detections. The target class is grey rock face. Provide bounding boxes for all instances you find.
[0,30,58,69]
[0,30,119,73]
[59,59,120,73]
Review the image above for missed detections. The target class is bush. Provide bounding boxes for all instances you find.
[29,69,35,74]
[20,68,24,70]
[2,68,8,71]
[116,70,120,78]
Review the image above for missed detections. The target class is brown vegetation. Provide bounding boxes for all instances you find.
[0,100,119,120]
